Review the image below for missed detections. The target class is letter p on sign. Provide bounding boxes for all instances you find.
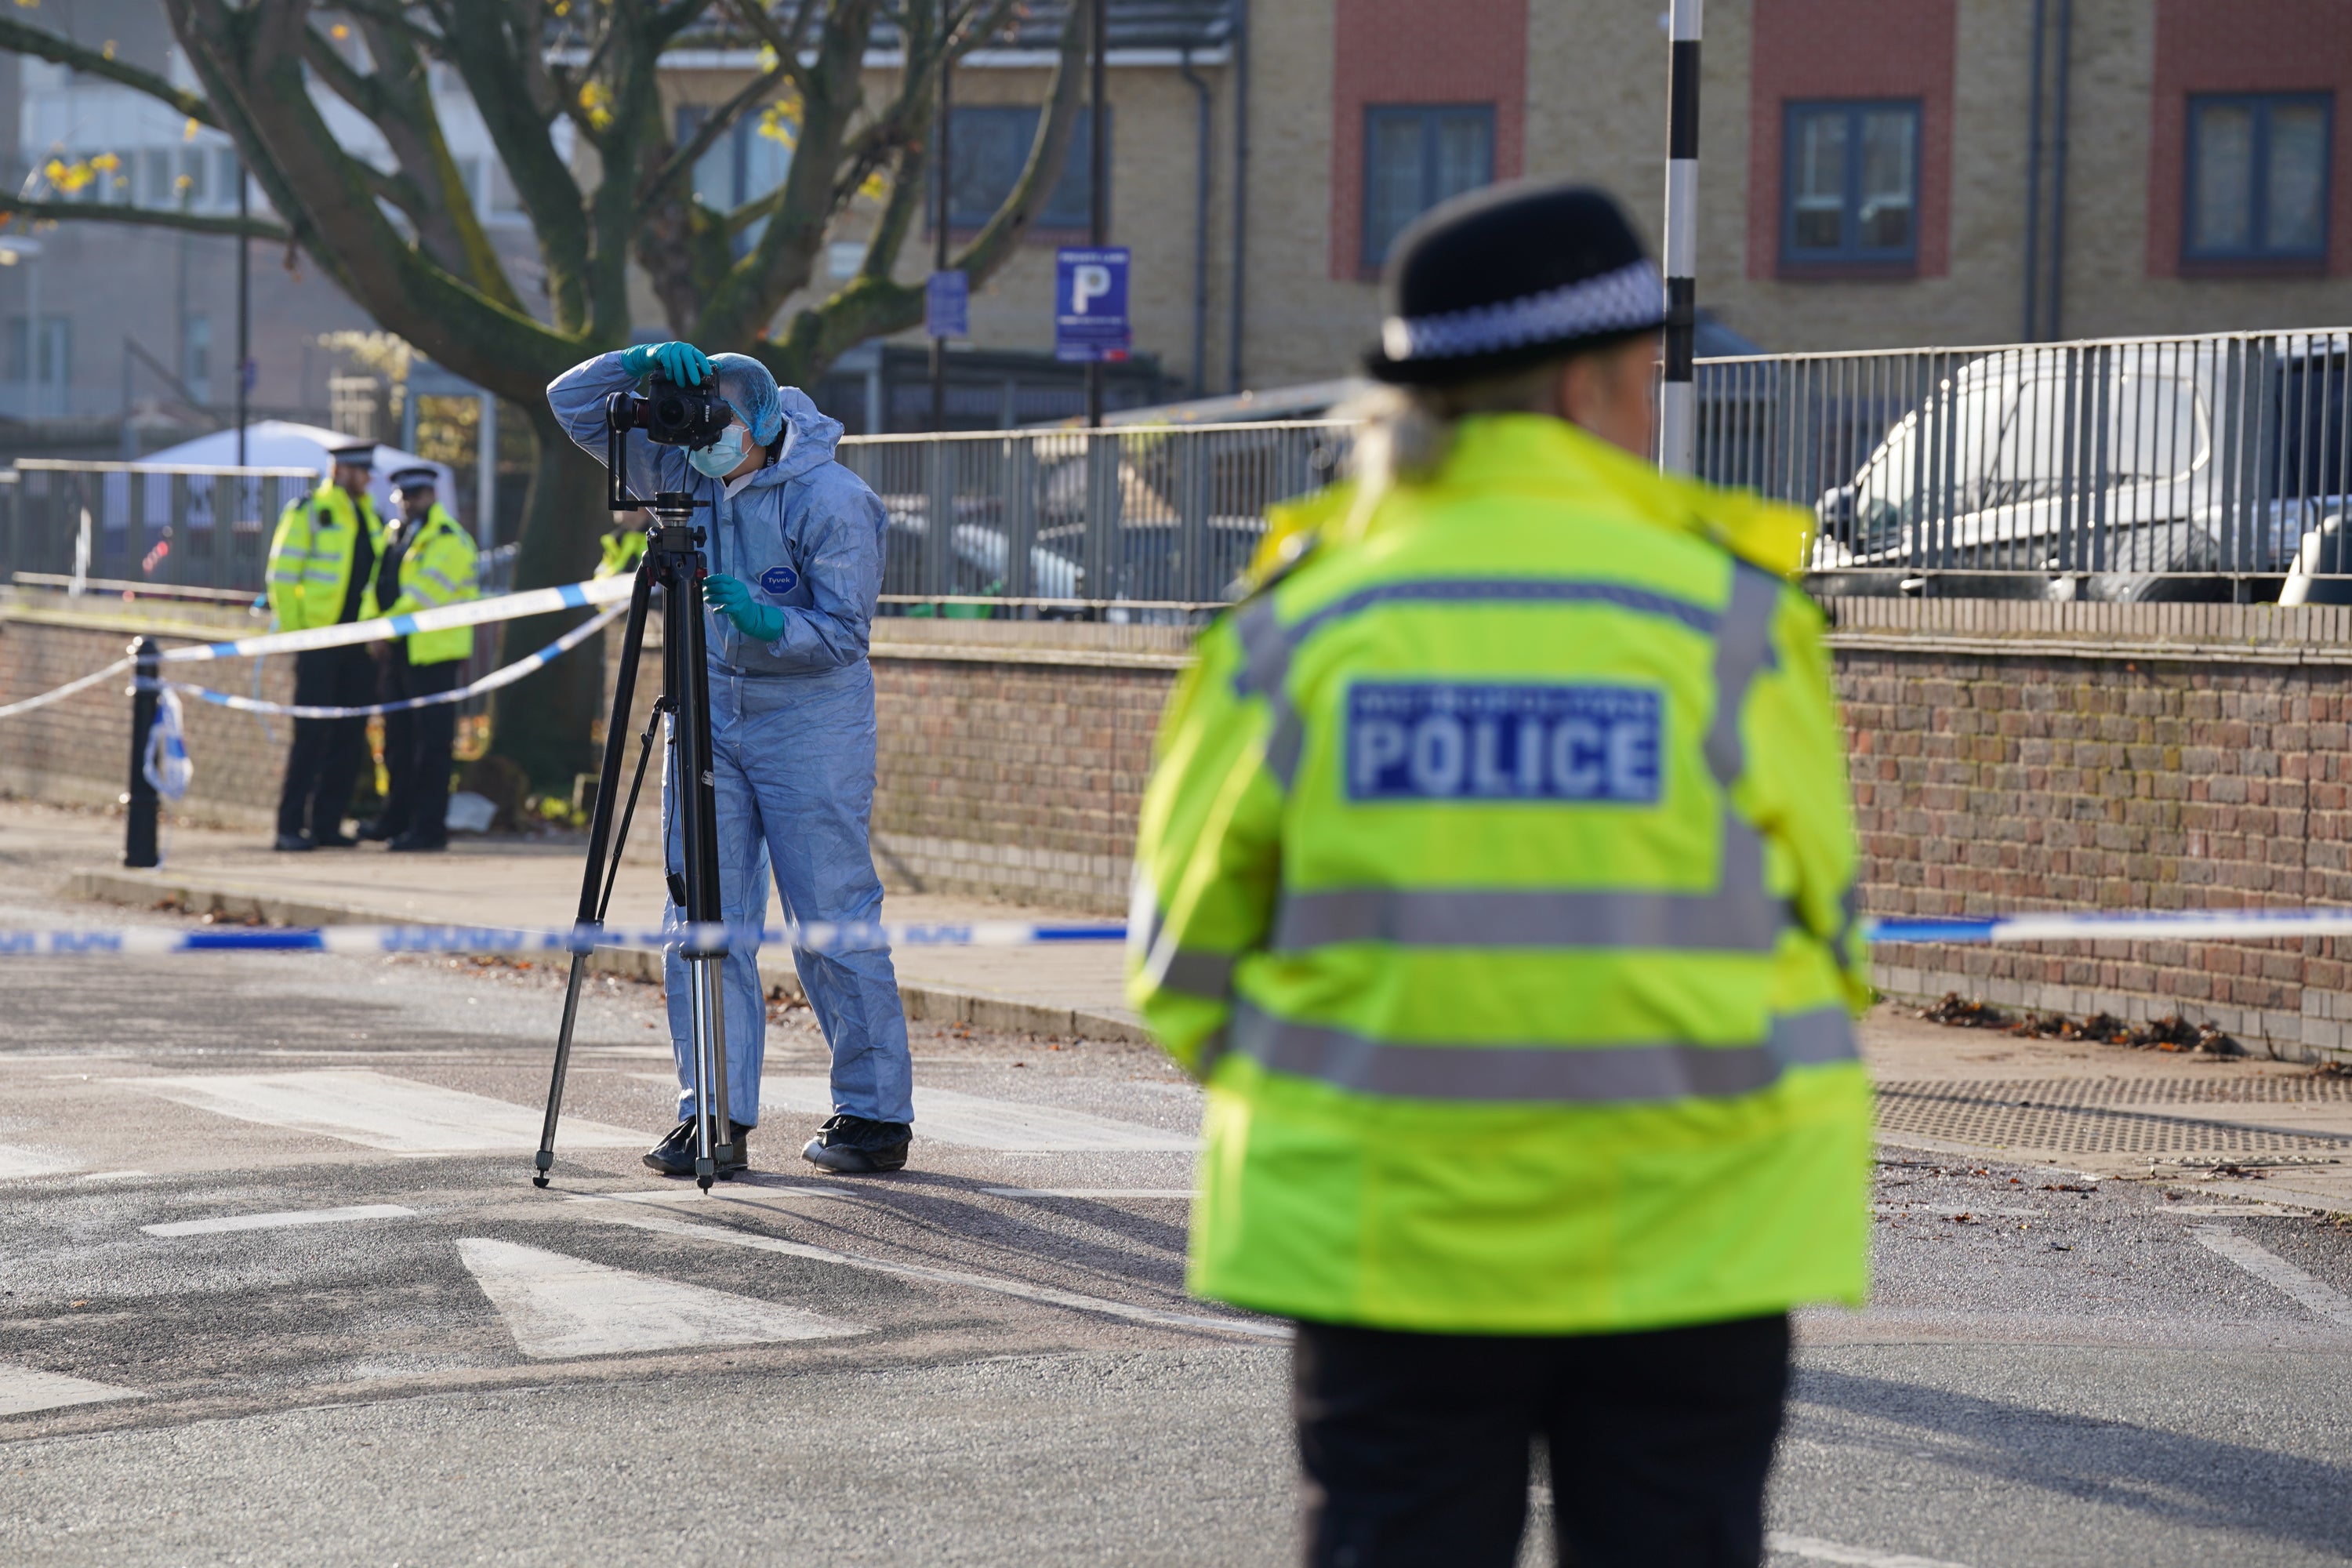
[1071,263,1112,314]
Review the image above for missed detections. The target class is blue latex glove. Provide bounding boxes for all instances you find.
[702,572,783,644]
[620,340,713,386]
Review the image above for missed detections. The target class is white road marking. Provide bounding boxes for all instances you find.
[0,1365,143,1418]
[457,1237,866,1359]
[111,1070,644,1153]
[2190,1225,2352,1327]
[1871,1205,2039,1218]
[0,1145,79,1180]
[1767,1533,1976,1568]
[142,1203,417,1238]
[78,1170,151,1182]
[758,1075,1198,1152]
[605,1186,851,1203]
[571,1195,1287,1341]
[982,1188,1193,1199]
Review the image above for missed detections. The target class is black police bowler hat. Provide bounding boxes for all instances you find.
[1365,180,1665,386]
[326,441,377,468]
[389,466,437,491]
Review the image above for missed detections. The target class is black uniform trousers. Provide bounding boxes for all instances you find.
[373,650,463,845]
[274,645,376,840]
[1294,1312,1790,1568]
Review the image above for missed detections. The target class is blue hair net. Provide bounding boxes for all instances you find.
[708,353,783,448]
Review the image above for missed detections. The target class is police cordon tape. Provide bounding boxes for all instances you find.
[9,906,2352,957]
[0,920,1131,957]
[163,602,625,719]
[0,573,637,724]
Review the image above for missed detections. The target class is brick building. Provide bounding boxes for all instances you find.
[6,2,2352,445]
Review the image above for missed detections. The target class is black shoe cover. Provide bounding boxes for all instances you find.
[642,1118,753,1177]
[801,1113,911,1174]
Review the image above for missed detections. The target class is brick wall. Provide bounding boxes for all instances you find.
[1832,597,2352,1065]
[0,600,291,829]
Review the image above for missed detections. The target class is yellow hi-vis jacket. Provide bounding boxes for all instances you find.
[1128,413,1872,1336]
[379,502,478,666]
[266,481,384,633]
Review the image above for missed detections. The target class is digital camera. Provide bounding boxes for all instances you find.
[622,374,734,449]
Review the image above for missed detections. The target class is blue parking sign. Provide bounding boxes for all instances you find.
[926,269,968,339]
[1054,246,1131,363]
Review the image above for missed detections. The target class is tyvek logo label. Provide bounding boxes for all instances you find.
[759,566,799,596]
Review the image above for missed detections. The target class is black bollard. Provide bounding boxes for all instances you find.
[123,637,161,869]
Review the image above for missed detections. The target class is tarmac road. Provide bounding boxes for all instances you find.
[3,888,2351,1566]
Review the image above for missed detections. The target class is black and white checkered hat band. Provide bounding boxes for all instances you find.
[1380,260,1665,363]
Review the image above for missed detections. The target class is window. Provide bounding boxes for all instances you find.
[7,315,71,390]
[1782,100,1919,266]
[183,314,212,405]
[2185,93,2332,263]
[677,106,794,250]
[177,147,209,208]
[1362,105,1494,269]
[945,106,1103,231]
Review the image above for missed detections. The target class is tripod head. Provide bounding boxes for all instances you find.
[604,390,712,528]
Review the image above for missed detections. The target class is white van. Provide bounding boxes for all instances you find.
[1809,336,2350,601]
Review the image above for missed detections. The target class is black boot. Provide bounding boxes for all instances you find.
[801,1114,911,1174]
[641,1118,753,1178]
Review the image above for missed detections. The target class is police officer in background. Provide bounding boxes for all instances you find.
[358,466,477,853]
[1128,181,1874,1567]
[266,441,384,851]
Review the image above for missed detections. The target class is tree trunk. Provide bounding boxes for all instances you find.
[488,401,610,790]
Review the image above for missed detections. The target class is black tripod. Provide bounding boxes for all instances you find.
[535,394,735,1191]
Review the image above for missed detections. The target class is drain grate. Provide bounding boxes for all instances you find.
[1875,1077,2352,1155]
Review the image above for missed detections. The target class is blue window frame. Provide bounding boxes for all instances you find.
[1362,104,1495,270]
[1780,100,1921,267]
[2184,93,2332,263]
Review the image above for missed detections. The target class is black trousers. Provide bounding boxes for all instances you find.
[1294,1313,1790,1568]
[275,645,375,840]
[374,653,463,844]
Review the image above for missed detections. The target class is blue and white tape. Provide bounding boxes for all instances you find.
[159,575,633,664]
[0,920,1131,959]
[166,603,625,719]
[0,573,634,724]
[7,906,2352,958]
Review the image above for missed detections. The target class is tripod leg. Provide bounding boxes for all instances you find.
[535,564,656,1189]
[656,566,723,1191]
[682,566,736,1177]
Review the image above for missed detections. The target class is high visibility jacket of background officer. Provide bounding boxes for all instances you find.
[381,502,478,665]
[266,481,384,631]
[1128,412,1875,1337]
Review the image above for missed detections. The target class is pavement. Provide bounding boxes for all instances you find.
[5,809,2352,1563]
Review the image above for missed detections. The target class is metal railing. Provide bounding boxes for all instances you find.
[837,420,1353,619]
[1693,328,2352,601]
[0,460,319,597]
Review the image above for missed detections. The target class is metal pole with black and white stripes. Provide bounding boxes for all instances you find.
[1659,0,1701,474]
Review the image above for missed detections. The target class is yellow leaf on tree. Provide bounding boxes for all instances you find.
[858,171,889,201]
[330,23,349,40]
[183,118,201,142]
[89,152,120,172]
[101,39,115,60]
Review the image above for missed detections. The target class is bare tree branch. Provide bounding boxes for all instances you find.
[0,194,289,242]
[950,0,1087,280]
[636,56,794,216]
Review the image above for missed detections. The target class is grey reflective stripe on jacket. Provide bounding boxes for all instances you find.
[1208,1000,1857,1102]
